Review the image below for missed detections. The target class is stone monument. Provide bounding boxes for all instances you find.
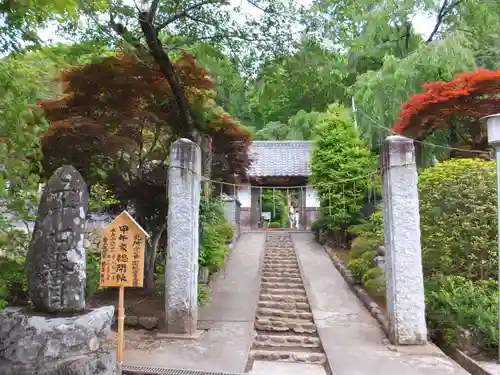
[381,136,427,345]
[27,164,88,313]
[165,139,201,336]
[0,165,116,375]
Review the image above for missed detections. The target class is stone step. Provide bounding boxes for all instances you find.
[262,272,301,278]
[253,334,321,350]
[260,288,306,296]
[261,276,302,283]
[261,271,301,276]
[257,307,313,320]
[258,300,311,311]
[263,260,299,265]
[263,257,296,262]
[262,266,300,272]
[250,350,326,364]
[255,318,317,334]
[261,282,304,290]
[260,294,309,303]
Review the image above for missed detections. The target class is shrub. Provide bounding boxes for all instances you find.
[199,198,233,272]
[347,257,371,283]
[362,267,386,297]
[0,257,28,309]
[419,159,497,280]
[350,236,380,259]
[426,275,498,356]
[269,221,281,228]
[310,103,377,230]
[85,252,101,298]
[219,221,235,243]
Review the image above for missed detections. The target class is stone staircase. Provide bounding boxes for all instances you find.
[249,233,326,366]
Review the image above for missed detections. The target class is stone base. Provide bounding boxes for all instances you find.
[0,306,116,375]
[154,329,205,340]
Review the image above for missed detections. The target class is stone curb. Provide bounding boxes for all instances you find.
[322,245,390,335]
[448,349,495,375]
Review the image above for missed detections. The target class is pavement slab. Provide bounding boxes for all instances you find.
[292,232,471,375]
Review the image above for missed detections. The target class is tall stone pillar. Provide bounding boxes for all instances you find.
[166,138,201,335]
[381,135,427,345]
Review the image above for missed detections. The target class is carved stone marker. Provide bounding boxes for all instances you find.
[26,165,88,313]
[381,135,427,345]
[165,138,201,335]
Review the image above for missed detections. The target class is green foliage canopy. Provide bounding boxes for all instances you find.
[311,103,376,229]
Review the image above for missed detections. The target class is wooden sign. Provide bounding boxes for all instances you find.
[99,211,148,288]
[99,210,149,374]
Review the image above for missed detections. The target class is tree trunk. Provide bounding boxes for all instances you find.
[144,223,167,291]
[201,134,213,199]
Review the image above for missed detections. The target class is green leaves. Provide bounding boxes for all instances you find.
[310,103,377,229]
[419,158,498,281]
[426,275,499,356]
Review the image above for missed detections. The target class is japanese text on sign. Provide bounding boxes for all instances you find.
[99,211,146,288]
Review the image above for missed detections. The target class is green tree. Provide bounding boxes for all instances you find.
[248,40,348,126]
[352,33,477,151]
[310,103,376,231]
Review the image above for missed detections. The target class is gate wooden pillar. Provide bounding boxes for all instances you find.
[297,188,307,230]
[250,187,260,229]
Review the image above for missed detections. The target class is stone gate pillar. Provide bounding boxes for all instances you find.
[166,138,201,335]
[381,135,427,345]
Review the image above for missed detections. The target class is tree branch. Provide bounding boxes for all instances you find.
[146,0,161,23]
[156,0,224,32]
[426,0,465,43]
[139,16,194,134]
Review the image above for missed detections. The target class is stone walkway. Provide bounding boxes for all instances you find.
[122,231,471,375]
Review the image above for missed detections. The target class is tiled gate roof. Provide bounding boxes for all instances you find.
[248,141,313,177]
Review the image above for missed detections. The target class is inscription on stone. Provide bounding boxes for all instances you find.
[26,165,88,313]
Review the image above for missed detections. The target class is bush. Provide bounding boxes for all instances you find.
[419,159,497,280]
[426,276,498,357]
[362,267,386,297]
[219,221,235,243]
[269,221,281,228]
[199,198,233,272]
[347,257,371,283]
[0,257,28,309]
[350,236,380,259]
[85,252,101,298]
[310,103,377,230]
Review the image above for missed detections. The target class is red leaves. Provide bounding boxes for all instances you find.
[37,51,251,186]
[393,69,500,140]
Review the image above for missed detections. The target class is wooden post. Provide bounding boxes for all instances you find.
[99,210,148,372]
[117,286,125,374]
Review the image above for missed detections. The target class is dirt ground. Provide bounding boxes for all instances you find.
[88,287,165,320]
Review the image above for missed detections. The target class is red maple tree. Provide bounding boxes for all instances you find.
[393,69,500,154]
[37,52,252,289]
